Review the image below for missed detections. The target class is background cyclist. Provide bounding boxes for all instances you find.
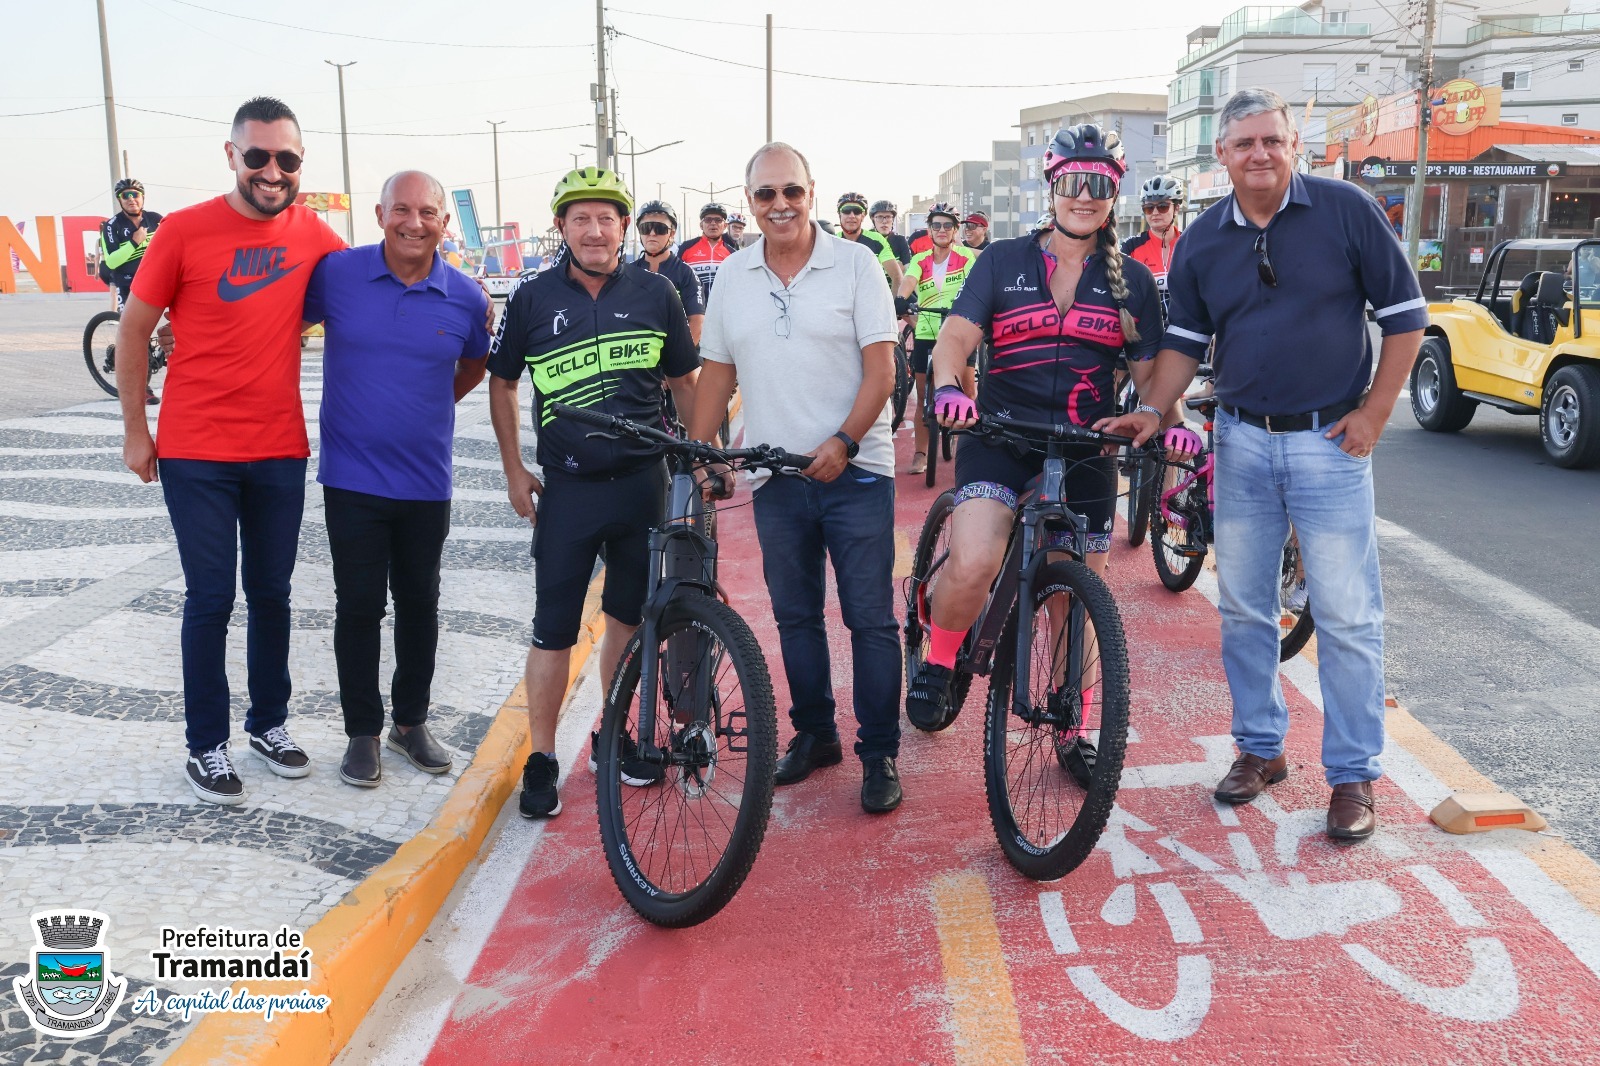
[678,201,738,304]
[960,210,991,253]
[99,178,164,405]
[836,192,904,289]
[1122,175,1185,322]
[894,201,979,475]
[904,124,1178,784]
[871,199,913,267]
[629,199,705,345]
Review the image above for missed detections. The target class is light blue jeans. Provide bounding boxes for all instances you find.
[1212,407,1386,785]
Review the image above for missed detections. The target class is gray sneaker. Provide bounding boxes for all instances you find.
[248,725,312,779]
[186,744,246,806]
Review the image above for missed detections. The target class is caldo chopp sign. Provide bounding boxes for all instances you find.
[1428,79,1502,136]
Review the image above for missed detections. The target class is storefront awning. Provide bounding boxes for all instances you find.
[1492,144,1600,168]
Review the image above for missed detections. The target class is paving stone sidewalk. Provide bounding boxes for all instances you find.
[0,350,538,1064]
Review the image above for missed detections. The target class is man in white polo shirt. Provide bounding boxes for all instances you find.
[687,141,903,814]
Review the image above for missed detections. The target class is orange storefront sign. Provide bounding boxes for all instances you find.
[1430,79,1502,137]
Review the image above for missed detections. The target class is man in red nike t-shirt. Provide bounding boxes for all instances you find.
[117,96,344,806]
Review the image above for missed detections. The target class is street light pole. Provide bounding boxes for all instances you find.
[95,0,121,190]
[487,120,505,231]
[326,60,357,243]
[766,14,773,142]
[594,0,608,169]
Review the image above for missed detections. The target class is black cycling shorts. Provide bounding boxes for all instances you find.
[531,462,667,649]
[952,436,1116,553]
[910,338,979,375]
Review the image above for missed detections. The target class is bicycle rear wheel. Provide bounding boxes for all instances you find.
[923,373,940,489]
[903,489,972,731]
[596,594,778,927]
[1150,503,1205,592]
[985,560,1129,881]
[1125,453,1154,547]
[1278,534,1315,661]
[83,311,122,398]
[891,342,912,432]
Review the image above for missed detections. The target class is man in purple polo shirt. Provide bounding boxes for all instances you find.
[302,170,492,788]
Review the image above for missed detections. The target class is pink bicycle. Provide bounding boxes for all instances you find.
[1148,388,1316,662]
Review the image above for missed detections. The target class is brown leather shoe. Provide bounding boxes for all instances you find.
[1213,752,1289,804]
[1327,781,1377,841]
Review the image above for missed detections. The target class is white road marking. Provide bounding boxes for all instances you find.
[1038,892,1080,955]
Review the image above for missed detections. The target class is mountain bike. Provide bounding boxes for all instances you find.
[903,414,1141,880]
[905,302,958,488]
[1148,391,1316,661]
[83,308,165,399]
[552,402,812,927]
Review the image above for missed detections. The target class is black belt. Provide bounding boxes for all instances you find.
[1222,399,1360,434]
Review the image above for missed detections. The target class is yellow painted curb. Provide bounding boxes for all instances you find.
[163,576,608,1066]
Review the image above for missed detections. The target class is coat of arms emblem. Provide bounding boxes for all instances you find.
[12,909,128,1038]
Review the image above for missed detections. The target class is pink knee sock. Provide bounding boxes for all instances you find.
[927,623,967,669]
[1070,690,1093,739]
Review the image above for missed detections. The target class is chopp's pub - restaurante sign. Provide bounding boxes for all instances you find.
[1357,159,1567,181]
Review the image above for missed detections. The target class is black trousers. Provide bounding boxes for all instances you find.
[324,486,452,738]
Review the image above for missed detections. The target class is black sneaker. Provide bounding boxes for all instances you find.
[588,731,664,787]
[248,725,312,779]
[519,753,562,819]
[861,756,904,813]
[186,744,246,806]
[1047,689,1097,789]
[906,663,957,732]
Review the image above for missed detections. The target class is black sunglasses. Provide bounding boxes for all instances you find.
[751,184,807,203]
[839,206,865,216]
[231,142,303,173]
[928,220,956,231]
[1254,231,1277,287]
[637,221,673,236]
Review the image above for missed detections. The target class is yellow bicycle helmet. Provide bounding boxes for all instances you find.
[551,166,634,217]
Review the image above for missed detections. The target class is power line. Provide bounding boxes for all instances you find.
[0,104,99,119]
[613,31,1169,89]
[609,7,1187,36]
[154,0,589,49]
[116,103,590,138]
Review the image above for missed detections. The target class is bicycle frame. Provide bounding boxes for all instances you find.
[1157,400,1218,551]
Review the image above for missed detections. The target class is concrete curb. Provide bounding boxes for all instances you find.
[161,577,608,1066]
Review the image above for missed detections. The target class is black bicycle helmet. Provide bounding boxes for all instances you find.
[837,191,869,212]
[114,177,145,197]
[635,199,677,227]
[870,199,897,216]
[1042,123,1128,181]
[699,202,728,220]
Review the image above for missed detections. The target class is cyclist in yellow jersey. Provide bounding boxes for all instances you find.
[836,191,903,289]
[894,202,978,473]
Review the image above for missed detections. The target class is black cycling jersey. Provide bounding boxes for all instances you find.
[949,230,1161,427]
[627,249,705,319]
[99,210,164,293]
[881,231,912,265]
[488,262,699,478]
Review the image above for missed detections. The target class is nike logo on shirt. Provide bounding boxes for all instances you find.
[216,246,301,302]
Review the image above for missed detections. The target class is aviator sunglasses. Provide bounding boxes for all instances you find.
[230,142,304,173]
[750,184,808,203]
[1051,171,1117,201]
[1254,231,1277,287]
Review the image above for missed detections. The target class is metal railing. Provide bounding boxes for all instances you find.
[1467,12,1600,43]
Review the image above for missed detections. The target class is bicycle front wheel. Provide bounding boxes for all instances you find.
[984,560,1130,881]
[891,342,912,432]
[1278,534,1315,661]
[1151,506,1205,592]
[83,311,122,397]
[596,594,778,927]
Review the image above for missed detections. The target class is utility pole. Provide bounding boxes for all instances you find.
[593,0,608,169]
[487,120,505,231]
[326,61,357,243]
[1403,0,1439,274]
[610,87,619,174]
[95,0,121,190]
[766,15,773,142]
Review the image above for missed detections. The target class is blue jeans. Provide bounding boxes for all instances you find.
[751,467,901,761]
[159,458,306,754]
[1211,409,1386,785]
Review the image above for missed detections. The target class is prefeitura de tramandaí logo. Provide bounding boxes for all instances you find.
[11,909,128,1039]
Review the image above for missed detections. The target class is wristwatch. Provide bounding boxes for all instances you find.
[832,430,860,459]
[1134,404,1163,418]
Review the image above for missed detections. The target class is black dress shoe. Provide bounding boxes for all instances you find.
[340,737,382,788]
[861,756,903,813]
[774,732,843,785]
[386,723,453,774]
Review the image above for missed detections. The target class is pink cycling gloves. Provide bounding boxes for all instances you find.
[933,385,977,423]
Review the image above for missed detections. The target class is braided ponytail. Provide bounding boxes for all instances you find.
[1099,225,1140,344]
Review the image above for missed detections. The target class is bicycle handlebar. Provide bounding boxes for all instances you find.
[963,413,1140,449]
[549,402,814,472]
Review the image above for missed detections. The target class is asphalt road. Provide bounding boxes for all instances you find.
[1375,392,1600,862]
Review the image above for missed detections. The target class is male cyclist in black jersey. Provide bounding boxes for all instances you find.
[488,167,702,819]
[837,192,903,289]
[871,199,913,266]
[903,125,1192,784]
[99,178,163,405]
[628,199,705,344]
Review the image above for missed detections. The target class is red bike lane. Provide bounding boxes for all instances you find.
[424,435,1600,1065]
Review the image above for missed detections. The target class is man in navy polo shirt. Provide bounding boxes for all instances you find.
[303,169,492,789]
[1100,88,1426,843]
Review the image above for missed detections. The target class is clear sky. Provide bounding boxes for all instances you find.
[5,0,1256,243]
